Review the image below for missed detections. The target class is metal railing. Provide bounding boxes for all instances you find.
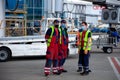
[5,27,42,37]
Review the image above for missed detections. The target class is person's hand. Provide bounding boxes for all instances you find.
[84,49,88,54]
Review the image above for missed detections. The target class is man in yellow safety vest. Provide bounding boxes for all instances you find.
[76,22,92,75]
[44,20,62,76]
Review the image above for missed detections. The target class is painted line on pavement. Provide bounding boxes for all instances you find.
[108,57,120,80]
[115,57,120,67]
[111,57,120,74]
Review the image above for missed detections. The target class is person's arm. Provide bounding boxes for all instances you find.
[88,32,92,43]
[86,32,92,49]
[45,28,52,41]
[84,32,92,54]
[65,28,69,46]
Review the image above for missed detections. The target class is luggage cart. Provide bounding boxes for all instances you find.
[92,33,118,53]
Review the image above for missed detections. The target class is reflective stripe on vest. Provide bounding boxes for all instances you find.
[79,30,92,50]
[58,26,62,44]
[47,26,62,47]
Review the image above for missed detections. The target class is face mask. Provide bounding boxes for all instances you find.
[55,25,59,28]
[81,26,86,31]
[61,24,66,28]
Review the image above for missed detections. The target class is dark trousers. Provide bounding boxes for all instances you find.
[59,58,66,67]
[78,49,90,72]
[45,59,58,68]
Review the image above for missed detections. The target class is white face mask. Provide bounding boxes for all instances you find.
[81,26,87,31]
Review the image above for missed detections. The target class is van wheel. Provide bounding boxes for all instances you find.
[0,49,10,62]
[103,47,113,54]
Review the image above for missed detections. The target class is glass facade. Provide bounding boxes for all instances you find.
[5,0,44,36]
[25,0,44,20]
[6,0,44,20]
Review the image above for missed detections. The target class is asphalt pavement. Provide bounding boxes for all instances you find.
[0,45,120,80]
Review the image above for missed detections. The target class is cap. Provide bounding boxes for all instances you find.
[53,19,59,23]
[61,20,66,23]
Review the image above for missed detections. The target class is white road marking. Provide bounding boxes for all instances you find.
[108,57,120,80]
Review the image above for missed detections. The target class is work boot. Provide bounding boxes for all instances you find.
[80,71,89,76]
[77,69,82,72]
[53,71,61,75]
[53,72,61,75]
[77,67,82,72]
[44,73,50,77]
[62,69,67,72]
[45,74,49,77]
[77,68,82,73]
[88,69,92,72]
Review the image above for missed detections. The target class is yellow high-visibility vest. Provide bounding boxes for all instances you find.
[47,26,62,47]
[79,30,92,50]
